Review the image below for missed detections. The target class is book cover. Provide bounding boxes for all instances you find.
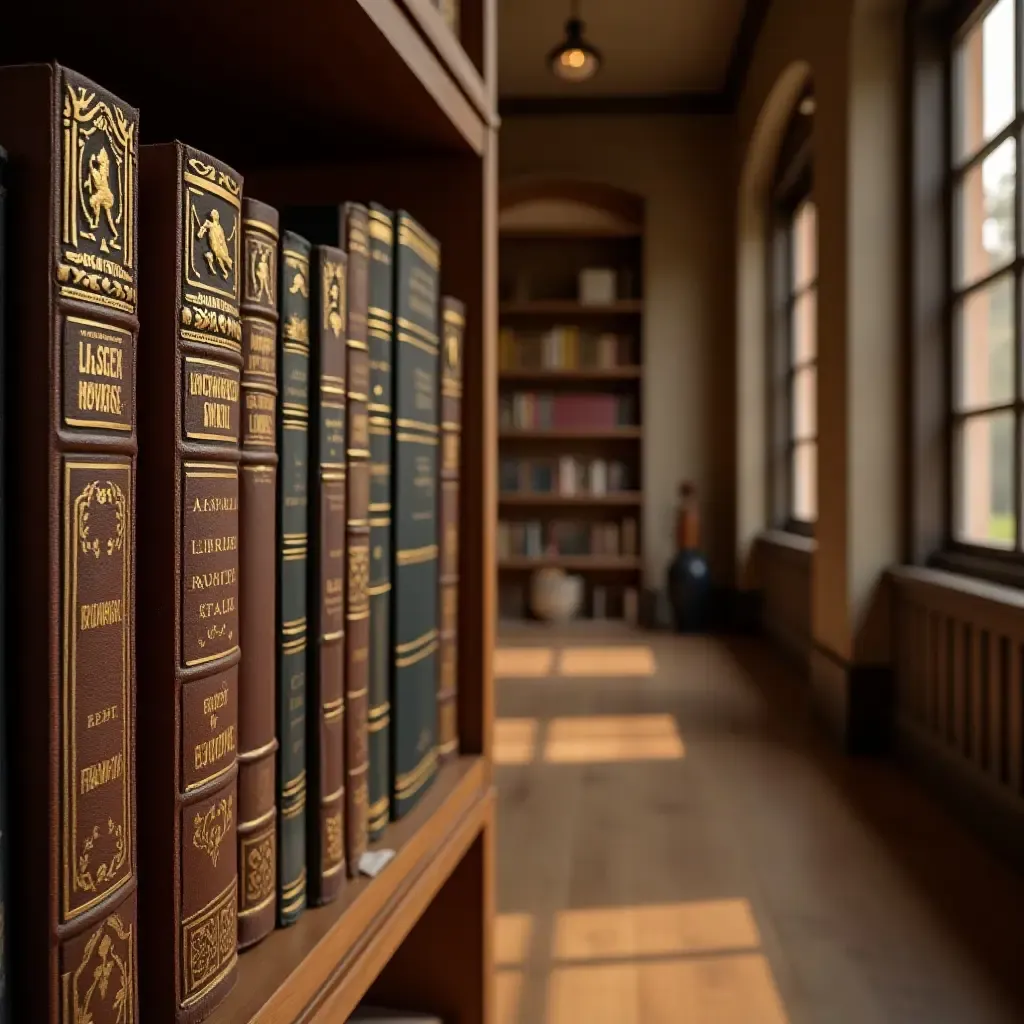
[137,140,242,1020]
[438,297,465,760]
[276,231,312,925]
[0,64,140,1024]
[236,199,281,947]
[390,212,441,818]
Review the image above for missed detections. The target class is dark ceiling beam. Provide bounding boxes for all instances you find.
[497,0,771,119]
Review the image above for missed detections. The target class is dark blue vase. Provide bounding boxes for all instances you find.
[667,548,711,633]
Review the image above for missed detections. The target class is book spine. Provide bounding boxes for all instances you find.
[236,200,280,948]
[0,142,8,1024]
[277,232,312,925]
[137,141,242,1019]
[390,212,441,819]
[367,206,394,839]
[438,298,465,760]
[344,205,371,870]
[307,245,348,904]
[0,64,140,1024]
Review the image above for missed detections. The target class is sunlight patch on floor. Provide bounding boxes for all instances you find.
[543,714,684,764]
[495,718,540,765]
[495,646,555,678]
[496,912,534,967]
[558,645,657,678]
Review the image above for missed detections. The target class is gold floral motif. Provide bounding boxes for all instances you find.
[242,833,275,907]
[282,314,309,344]
[76,480,127,560]
[65,912,133,1024]
[445,326,461,375]
[322,260,346,337]
[286,252,309,298]
[182,880,237,1003]
[75,818,127,898]
[192,796,233,867]
[348,546,369,612]
[187,157,240,198]
[324,813,343,866]
[180,303,242,343]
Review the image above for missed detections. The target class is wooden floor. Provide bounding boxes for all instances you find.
[493,626,1024,1023]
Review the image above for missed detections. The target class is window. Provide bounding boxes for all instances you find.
[949,0,1019,552]
[785,197,818,528]
[771,93,817,534]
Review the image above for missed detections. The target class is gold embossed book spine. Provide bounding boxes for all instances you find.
[0,64,139,1024]
[236,200,280,948]
[438,298,465,760]
[137,142,242,1021]
[343,203,372,872]
[306,245,349,903]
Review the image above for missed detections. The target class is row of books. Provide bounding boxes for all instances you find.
[498,519,639,559]
[500,392,638,431]
[500,456,635,495]
[498,326,635,370]
[498,582,640,624]
[0,64,465,1023]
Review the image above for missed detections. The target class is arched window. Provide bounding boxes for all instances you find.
[771,91,817,534]
[948,0,1019,554]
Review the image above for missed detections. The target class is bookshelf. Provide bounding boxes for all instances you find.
[498,179,645,624]
[1,1,496,1022]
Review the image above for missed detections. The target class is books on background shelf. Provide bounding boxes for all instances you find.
[0,61,467,1023]
[498,518,638,559]
[500,456,634,497]
[499,325,634,370]
[500,392,637,431]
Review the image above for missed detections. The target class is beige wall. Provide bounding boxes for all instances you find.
[500,115,737,589]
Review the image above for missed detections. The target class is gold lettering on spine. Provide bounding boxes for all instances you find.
[184,356,241,443]
[63,461,132,922]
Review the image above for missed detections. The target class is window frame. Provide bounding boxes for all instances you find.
[943,0,1024,570]
[771,110,817,537]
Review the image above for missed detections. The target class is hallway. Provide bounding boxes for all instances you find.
[494,628,1024,1023]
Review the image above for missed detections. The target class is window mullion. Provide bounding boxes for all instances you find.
[1015,0,1023,549]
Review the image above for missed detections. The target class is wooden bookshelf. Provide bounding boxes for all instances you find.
[2,1,497,1022]
[498,179,645,623]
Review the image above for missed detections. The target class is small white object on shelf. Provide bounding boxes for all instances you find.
[578,267,617,305]
[531,567,583,622]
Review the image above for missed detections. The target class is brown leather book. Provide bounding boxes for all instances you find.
[137,142,243,1020]
[0,63,140,1024]
[439,297,465,759]
[343,204,372,872]
[306,245,349,903]
[236,200,280,947]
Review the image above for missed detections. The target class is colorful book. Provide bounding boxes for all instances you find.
[306,244,348,903]
[390,212,441,817]
[137,140,242,1019]
[236,199,281,947]
[0,64,140,1023]
[276,231,312,925]
[438,297,465,760]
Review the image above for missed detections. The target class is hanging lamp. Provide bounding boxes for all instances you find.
[547,0,602,83]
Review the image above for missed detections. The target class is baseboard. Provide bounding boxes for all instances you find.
[809,645,893,755]
[896,717,1024,869]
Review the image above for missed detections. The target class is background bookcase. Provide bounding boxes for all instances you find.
[0,1,497,1021]
[497,180,645,624]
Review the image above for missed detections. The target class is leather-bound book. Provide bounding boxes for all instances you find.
[343,204,372,871]
[0,142,9,1024]
[137,141,242,1020]
[276,231,312,925]
[306,244,348,903]
[438,297,465,760]
[390,212,441,818]
[0,65,139,1024]
[236,200,280,947]
[367,205,395,838]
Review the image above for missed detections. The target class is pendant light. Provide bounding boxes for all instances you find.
[548,0,602,83]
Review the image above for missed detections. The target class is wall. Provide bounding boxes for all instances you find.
[500,115,736,589]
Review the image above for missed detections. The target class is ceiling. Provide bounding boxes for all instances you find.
[498,0,751,99]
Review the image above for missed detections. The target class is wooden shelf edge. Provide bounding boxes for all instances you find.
[499,492,643,507]
[397,0,494,125]
[500,300,643,315]
[499,429,642,440]
[498,557,643,571]
[208,756,489,1024]
[356,0,488,156]
[499,226,643,239]
[498,367,642,381]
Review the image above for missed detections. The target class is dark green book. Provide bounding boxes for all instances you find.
[277,231,312,925]
[390,211,440,819]
[367,205,394,838]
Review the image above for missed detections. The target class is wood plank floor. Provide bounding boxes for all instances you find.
[494,627,1024,1023]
